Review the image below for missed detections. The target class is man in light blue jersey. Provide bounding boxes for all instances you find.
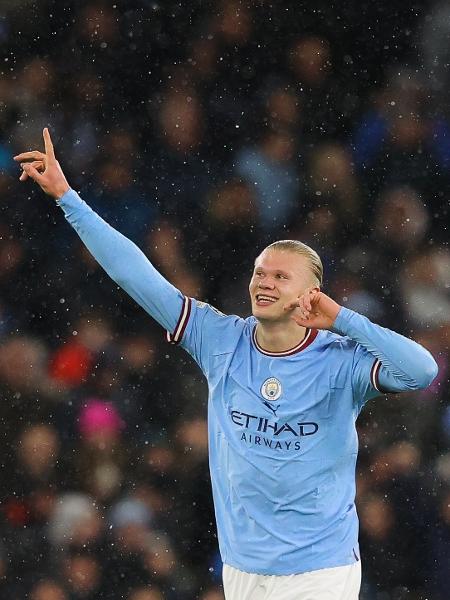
[15,130,438,600]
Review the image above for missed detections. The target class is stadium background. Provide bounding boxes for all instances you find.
[1,1,449,598]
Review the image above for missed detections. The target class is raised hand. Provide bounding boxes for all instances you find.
[13,128,70,200]
[284,289,341,330]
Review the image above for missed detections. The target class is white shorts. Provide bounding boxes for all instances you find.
[222,561,361,600]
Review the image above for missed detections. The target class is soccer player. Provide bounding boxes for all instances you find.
[15,129,438,600]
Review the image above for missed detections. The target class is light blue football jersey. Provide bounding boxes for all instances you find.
[171,298,382,575]
[58,189,438,576]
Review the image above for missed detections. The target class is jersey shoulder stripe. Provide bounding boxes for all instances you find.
[370,359,381,391]
[166,296,192,344]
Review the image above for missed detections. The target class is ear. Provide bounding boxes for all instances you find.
[301,285,320,298]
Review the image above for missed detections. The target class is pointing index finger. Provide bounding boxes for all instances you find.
[43,127,55,161]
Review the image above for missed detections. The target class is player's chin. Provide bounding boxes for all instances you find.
[252,304,281,320]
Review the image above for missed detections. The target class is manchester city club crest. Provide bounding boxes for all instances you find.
[261,377,282,402]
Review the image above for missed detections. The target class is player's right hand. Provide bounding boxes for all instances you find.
[14,128,70,200]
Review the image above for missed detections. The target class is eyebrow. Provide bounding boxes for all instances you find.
[254,267,291,276]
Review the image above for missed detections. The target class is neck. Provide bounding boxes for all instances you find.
[255,319,307,353]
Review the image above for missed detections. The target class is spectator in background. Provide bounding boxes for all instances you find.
[421,1,450,119]
[202,178,259,311]
[49,314,114,403]
[69,1,122,121]
[61,69,104,183]
[373,185,429,251]
[47,492,104,551]
[62,548,104,600]
[358,493,408,598]
[370,442,431,591]
[170,417,216,579]
[141,530,194,599]
[11,423,63,495]
[206,1,260,146]
[146,219,204,299]
[128,587,164,600]
[0,222,27,310]
[116,334,162,433]
[351,68,450,221]
[29,579,68,600]
[234,129,300,232]
[306,142,361,237]
[400,247,450,329]
[149,88,216,230]
[0,336,51,397]
[1,426,66,587]
[73,399,127,503]
[264,85,301,134]
[200,589,225,600]
[133,440,177,524]
[288,35,355,142]
[328,271,386,324]
[339,184,431,328]
[0,541,7,592]
[0,336,61,478]
[104,496,155,594]
[9,58,62,151]
[429,488,450,600]
[185,37,220,88]
[87,129,157,246]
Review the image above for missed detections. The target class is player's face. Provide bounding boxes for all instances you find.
[249,249,317,322]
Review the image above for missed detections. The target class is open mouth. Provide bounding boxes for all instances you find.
[255,294,278,306]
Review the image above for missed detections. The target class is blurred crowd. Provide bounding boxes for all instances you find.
[0,1,449,599]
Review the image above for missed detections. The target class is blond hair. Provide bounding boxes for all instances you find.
[264,240,323,286]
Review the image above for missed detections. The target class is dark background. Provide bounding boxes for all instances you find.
[0,1,449,599]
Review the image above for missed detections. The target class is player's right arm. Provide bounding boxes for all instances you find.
[14,128,185,334]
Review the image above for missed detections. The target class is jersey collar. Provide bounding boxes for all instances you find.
[252,326,318,357]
